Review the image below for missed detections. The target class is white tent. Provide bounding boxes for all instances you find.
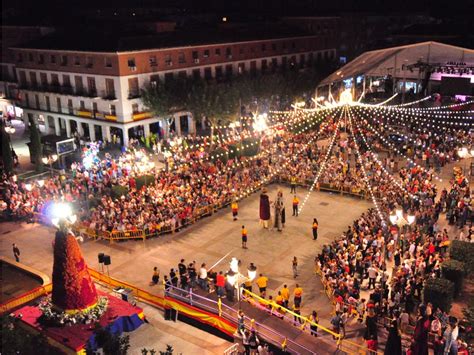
[318,41,474,88]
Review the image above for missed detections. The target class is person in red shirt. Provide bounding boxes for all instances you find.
[216,271,225,298]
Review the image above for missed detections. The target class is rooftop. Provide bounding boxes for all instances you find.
[14,23,313,53]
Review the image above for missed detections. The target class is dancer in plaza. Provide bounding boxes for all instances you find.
[241,225,248,249]
[292,256,298,278]
[259,188,271,229]
[273,191,284,232]
[231,200,239,221]
[12,243,20,262]
[290,175,297,193]
[312,218,319,240]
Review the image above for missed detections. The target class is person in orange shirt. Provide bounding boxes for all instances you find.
[312,218,319,241]
[292,195,299,216]
[281,284,290,308]
[256,274,269,297]
[241,225,248,249]
[231,200,239,221]
[294,284,303,307]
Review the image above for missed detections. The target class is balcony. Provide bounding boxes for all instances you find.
[100,90,117,101]
[74,89,99,98]
[19,83,75,96]
[128,91,141,100]
[132,111,152,121]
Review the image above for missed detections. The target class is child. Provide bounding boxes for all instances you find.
[241,225,248,249]
[231,200,239,221]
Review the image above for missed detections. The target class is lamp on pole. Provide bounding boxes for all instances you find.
[42,154,58,177]
[226,257,257,308]
[457,147,474,176]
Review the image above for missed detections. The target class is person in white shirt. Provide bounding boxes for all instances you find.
[198,263,208,291]
[367,265,378,289]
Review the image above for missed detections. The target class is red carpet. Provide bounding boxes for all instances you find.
[13,291,144,352]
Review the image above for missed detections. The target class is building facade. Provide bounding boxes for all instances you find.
[10,32,336,146]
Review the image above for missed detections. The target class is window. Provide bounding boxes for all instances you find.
[192,51,198,59]
[56,97,62,112]
[215,48,221,56]
[164,72,174,82]
[74,56,81,65]
[24,93,30,107]
[250,47,255,53]
[226,47,232,58]
[261,44,266,52]
[291,42,296,49]
[110,104,116,116]
[45,96,50,111]
[87,77,96,96]
[74,76,83,95]
[203,50,210,58]
[80,100,85,110]
[204,67,212,80]
[178,71,187,79]
[29,72,37,87]
[271,58,278,71]
[128,77,139,98]
[271,43,276,51]
[92,102,98,113]
[18,53,23,62]
[28,53,33,62]
[215,66,223,79]
[282,42,287,50]
[261,59,268,72]
[149,55,157,67]
[127,57,136,69]
[132,103,139,114]
[165,54,172,66]
[238,63,245,74]
[62,74,71,87]
[239,47,244,55]
[19,71,27,86]
[178,52,186,64]
[192,69,201,80]
[61,55,68,66]
[68,99,73,114]
[225,64,233,78]
[38,54,45,64]
[86,56,93,68]
[40,72,48,87]
[150,74,159,88]
[105,57,112,68]
[105,79,115,98]
[35,94,40,109]
[50,55,56,64]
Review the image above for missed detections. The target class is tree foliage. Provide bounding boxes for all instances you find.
[1,122,13,174]
[423,278,454,312]
[450,240,474,273]
[86,324,130,355]
[29,115,43,172]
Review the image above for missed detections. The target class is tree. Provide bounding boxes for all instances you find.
[1,122,14,174]
[86,324,130,355]
[29,115,43,172]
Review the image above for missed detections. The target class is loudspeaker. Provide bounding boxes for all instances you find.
[103,255,111,265]
[98,253,105,263]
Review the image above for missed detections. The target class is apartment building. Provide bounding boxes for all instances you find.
[10,26,336,146]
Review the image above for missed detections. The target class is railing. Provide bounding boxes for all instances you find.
[0,283,52,314]
[132,112,153,121]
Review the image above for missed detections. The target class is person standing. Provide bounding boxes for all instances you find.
[259,188,271,229]
[367,264,378,290]
[384,312,402,355]
[231,200,239,221]
[294,284,303,307]
[292,195,299,216]
[12,243,20,262]
[198,263,208,291]
[216,271,226,298]
[281,284,290,308]
[256,273,269,298]
[290,175,297,193]
[242,225,248,249]
[312,219,318,240]
[308,310,319,337]
[273,191,283,232]
[178,259,187,276]
[292,256,298,278]
[412,305,430,355]
[150,266,160,285]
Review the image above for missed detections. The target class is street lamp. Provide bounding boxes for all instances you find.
[42,154,58,177]
[50,202,77,228]
[389,209,415,229]
[226,257,257,307]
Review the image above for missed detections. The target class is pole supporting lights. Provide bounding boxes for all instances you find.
[226,257,257,307]
[42,154,58,177]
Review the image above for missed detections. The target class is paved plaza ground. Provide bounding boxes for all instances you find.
[1,157,471,353]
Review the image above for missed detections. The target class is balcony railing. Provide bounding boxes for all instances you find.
[128,91,141,99]
[100,90,117,100]
[132,112,152,120]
